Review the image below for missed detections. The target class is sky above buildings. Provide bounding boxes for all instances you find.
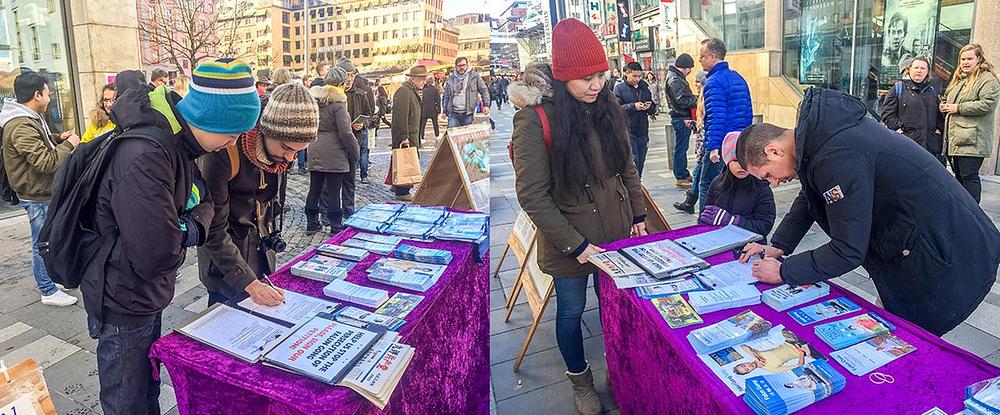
[443,0,508,19]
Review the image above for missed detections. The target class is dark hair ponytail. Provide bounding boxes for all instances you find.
[549,76,631,192]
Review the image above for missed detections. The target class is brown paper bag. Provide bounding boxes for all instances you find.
[392,147,422,186]
[0,359,57,415]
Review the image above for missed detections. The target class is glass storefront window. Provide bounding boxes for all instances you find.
[0,0,78,133]
[691,0,764,50]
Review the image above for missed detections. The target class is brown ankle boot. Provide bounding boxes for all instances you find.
[566,364,603,415]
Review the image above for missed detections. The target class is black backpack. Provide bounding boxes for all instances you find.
[37,126,162,288]
[0,125,21,205]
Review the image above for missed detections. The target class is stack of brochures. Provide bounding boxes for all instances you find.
[692,260,757,288]
[344,204,404,232]
[651,295,703,328]
[696,325,825,396]
[339,331,415,410]
[291,260,351,283]
[334,305,406,331]
[636,278,706,299]
[375,292,423,319]
[391,244,453,265]
[830,333,916,375]
[620,239,710,280]
[965,376,1000,415]
[318,244,370,262]
[432,212,489,243]
[688,284,761,314]
[395,205,448,224]
[323,279,390,309]
[383,220,441,239]
[789,297,862,325]
[815,312,894,350]
[367,258,447,292]
[762,282,831,311]
[675,224,763,258]
[743,360,846,415]
[687,310,772,354]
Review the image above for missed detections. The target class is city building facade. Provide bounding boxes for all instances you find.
[450,13,491,68]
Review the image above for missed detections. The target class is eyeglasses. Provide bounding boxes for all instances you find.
[102,98,115,103]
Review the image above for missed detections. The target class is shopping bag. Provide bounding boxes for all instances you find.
[391,146,422,186]
[0,359,56,415]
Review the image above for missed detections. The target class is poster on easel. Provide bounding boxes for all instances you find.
[0,359,56,415]
[412,123,490,212]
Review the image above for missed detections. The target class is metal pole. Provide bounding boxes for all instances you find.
[848,0,859,94]
[431,20,437,61]
[304,0,310,74]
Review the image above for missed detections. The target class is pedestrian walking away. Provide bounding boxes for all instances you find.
[665,53,698,188]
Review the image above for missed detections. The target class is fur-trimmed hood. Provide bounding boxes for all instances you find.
[309,84,347,105]
[508,62,554,109]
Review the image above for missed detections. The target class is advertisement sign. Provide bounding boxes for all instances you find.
[880,0,939,83]
[616,0,632,42]
[798,0,843,85]
[659,0,677,50]
[588,0,603,26]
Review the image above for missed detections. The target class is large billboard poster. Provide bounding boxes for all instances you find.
[881,0,939,83]
[799,0,843,85]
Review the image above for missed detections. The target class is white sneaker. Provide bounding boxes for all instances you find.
[41,290,78,307]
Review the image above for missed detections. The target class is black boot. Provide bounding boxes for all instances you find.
[672,192,697,214]
[305,213,322,234]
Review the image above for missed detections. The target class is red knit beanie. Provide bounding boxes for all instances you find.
[551,18,609,82]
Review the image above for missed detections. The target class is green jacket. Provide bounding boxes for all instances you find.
[945,72,1000,158]
[510,64,645,277]
[0,113,73,201]
[390,81,422,149]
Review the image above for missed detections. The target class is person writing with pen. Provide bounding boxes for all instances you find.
[734,88,1000,337]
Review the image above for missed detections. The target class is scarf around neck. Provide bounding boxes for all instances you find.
[241,128,291,174]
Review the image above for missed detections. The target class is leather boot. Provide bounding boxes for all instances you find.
[566,364,603,415]
[305,213,322,234]
[672,191,697,214]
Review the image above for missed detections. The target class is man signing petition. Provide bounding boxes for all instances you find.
[737,87,1000,336]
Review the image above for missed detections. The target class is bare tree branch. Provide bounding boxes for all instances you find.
[138,0,256,73]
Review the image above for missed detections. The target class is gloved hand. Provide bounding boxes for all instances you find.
[700,205,740,226]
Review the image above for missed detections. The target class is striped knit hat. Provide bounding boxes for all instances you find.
[721,131,741,164]
[177,58,260,134]
[259,83,318,143]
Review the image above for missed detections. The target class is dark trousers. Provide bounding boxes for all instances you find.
[697,152,724,213]
[951,156,984,203]
[671,118,692,180]
[89,314,162,415]
[630,135,649,177]
[553,274,599,373]
[306,171,352,229]
[419,115,439,146]
[358,129,370,180]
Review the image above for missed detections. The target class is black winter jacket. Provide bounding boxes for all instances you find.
[421,84,441,117]
[880,80,944,157]
[88,88,213,327]
[771,88,1000,335]
[704,172,776,243]
[665,66,698,119]
[613,80,656,140]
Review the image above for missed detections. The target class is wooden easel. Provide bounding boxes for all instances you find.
[641,184,671,233]
[412,124,490,211]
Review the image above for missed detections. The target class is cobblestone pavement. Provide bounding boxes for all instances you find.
[0,126,439,414]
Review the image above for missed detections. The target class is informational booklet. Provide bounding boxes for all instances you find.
[965,376,1000,415]
[620,239,710,280]
[391,244,454,265]
[262,314,385,384]
[432,212,489,242]
[234,291,339,326]
[688,310,773,354]
[696,325,826,396]
[395,205,448,224]
[337,332,415,410]
[175,304,292,363]
[344,217,390,233]
[814,312,894,350]
[317,244,370,262]
[588,251,645,278]
[352,232,405,246]
[350,204,403,224]
[306,253,359,270]
[342,238,397,255]
[384,220,440,239]
[291,260,352,283]
[830,333,916,376]
[743,359,846,415]
[608,273,672,290]
[375,293,424,319]
[367,258,447,292]
[635,278,706,299]
[789,297,861,325]
[323,280,390,309]
[334,306,406,331]
[762,282,831,312]
[674,224,763,258]
[651,295,703,328]
[692,260,756,288]
[687,284,762,314]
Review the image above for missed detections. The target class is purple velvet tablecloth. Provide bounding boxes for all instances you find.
[149,228,489,415]
[600,224,1000,415]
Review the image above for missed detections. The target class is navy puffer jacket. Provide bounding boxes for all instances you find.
[703,62,753,150]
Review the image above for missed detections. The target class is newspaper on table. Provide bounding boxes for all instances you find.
[352,232,405,246]
[675,225,763,258]
[336,331,415,410]
[830,333,915,376]
[965,375,1000,415]
[292,259,353,283]
[620,239,710,280]
[323,279,391,309]
[395,205,448,224]
[588,251,645,278]
[688,310,773,354]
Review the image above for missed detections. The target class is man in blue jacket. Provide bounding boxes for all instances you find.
[698,38,753,211]
[738,88,1000,336]
[614,61,657,176]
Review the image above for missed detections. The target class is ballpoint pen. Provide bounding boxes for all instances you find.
[261,274,285,304]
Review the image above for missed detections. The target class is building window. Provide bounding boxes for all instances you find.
[295,26,300,36]
[284,41,291,53]
[283,26,290,37]
[692,0,763,51]
[354,34,360,43]
[412,27,419,37]
[283,11,289,24]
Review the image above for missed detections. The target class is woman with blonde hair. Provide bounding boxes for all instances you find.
[82,83,116,143]
[940,43,1000,202]
[172,75,190,97]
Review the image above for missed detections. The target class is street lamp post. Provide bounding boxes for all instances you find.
[304,0,310,75]
[431,20,437,62]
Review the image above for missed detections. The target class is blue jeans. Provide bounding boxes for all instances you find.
[447,112,474,128]
[358,129,370,179]
[687,153,704,202]
[20,200,58,295]
[630,135,649,177]
[671,118,692,180]
[297,148,307,170]
[89,314,162,415]
[554,274,600,373]
[697,151,724,213]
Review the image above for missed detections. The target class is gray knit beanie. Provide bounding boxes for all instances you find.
[324,67,348,86]
[258,83,318,143]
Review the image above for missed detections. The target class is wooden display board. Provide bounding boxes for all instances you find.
[641,184,671,233]
[0,359,56,415]
[412,124,490,212]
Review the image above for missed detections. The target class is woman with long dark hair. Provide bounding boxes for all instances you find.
[509,18,646,415]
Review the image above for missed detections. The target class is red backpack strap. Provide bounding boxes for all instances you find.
[533,105,553,152]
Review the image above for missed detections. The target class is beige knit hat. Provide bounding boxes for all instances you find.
[259,83,318,143]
